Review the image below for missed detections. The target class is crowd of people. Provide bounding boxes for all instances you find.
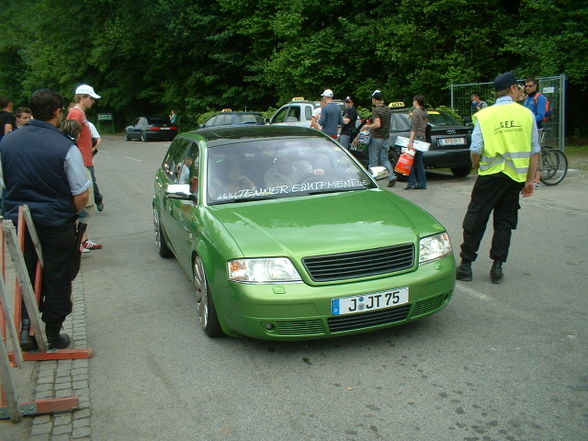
[0,84,105,350]
[318,73,546,285]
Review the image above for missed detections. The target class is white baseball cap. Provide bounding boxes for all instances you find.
[75,84,101,99]
[321,89,334,98]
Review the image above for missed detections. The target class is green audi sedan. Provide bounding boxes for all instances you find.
[153,125,455,340]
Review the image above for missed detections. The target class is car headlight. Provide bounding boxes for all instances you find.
[419,232,452,264]
[228,258,302,283]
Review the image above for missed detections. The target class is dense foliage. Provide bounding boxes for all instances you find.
[1,0,586,134]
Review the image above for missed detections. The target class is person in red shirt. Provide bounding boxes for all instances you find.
[67,84,104,251]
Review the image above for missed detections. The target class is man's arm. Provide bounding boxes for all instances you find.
[522,154,539,197]
[64,145,91,212]
[469,119,484,170]
[73,190,90,212]
[534,94,547,123]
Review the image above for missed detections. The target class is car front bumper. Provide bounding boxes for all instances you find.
[423,148,471,169]
[217,255,455,340]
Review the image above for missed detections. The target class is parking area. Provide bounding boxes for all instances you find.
[4,136,587,441]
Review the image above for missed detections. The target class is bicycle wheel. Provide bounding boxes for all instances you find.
[540,148,568,186]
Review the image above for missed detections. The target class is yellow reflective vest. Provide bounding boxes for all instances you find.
[473,103,534,182]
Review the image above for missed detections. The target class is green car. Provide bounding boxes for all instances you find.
[152,125,455,340]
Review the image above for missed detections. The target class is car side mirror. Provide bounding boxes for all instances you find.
[165,184,197,202]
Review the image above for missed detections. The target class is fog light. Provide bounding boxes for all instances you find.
[264,322,274,330]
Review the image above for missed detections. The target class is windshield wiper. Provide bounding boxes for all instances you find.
[210,195,274,205]
[307,187,365,196]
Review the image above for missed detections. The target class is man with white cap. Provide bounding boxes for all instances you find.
[67,84,104,251]
[318,89,342,139]
[362,90,395,187]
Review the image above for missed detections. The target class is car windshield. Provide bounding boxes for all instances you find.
[426,110,461,126]
[207,137,374,204]
[148,117,168,125]
[236,114,265,125]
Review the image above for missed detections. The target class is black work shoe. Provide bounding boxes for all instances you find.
[96,201,104,212]
[490,261,504,284]
[20,319,37,351]
[387,178,397,188]
[47,333,71,350]
[456,262,472,281]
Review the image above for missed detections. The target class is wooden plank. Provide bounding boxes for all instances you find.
[0,328,22,422]
[0,274,23,367]
[21,205,44,268]
[23,348,93,361]
[2,221,47,352]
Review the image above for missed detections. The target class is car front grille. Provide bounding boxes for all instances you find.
[302,244,414,282]
[328,304,411,332]
[409,293,449,318]
[274,319,325,336]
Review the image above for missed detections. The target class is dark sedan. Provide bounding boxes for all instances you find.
[351,107,473,178]
[125,116,178,142]
[200,111,266,129]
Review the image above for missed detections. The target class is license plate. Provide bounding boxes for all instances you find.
[439,137,465,146]
[160,127,170,130]
[331,287,409,316]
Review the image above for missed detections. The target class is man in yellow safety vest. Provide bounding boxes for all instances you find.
[456,72,540,284]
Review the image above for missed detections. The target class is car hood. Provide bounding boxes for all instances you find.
[208,189,444,258]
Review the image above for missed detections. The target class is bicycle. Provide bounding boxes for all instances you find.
[539,129,568,186]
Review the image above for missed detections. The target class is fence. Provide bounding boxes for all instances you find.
[450,74,567,151]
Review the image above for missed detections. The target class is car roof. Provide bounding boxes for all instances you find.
[179,125,328,147]
[211,111,264,116]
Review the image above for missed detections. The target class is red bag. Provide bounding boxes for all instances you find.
[394,150,415,176]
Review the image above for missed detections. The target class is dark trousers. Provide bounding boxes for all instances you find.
[22,222,81,324]
[459,173,524,263]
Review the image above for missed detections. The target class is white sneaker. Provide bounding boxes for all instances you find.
[80,245,90,254]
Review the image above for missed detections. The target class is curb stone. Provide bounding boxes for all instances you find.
[29,273,92,440]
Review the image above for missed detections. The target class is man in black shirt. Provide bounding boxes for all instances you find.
[0,96,16,143]
[339,96,358,149]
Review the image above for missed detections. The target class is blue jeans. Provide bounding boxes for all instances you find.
[339,134,351,149]
[368,137,394,181]
[407,150,427,188]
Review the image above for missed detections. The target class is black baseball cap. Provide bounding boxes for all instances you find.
[494,72,519,91]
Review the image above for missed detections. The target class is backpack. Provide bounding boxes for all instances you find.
[533,93,553,122]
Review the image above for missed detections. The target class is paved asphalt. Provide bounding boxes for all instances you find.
[3,135,587,441]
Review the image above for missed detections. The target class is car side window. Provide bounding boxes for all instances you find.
[205,116,217,127]
[272,107,289,123]
[304,106,313,121]
[287,105,301,122]
[393,113,411,131]
[218,114,232,126]
[162,138,189,179]
[177,141,200,192]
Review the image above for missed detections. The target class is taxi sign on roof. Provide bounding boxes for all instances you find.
[388,101,405,108]
[291,97,305,101]
[221,108,232,112]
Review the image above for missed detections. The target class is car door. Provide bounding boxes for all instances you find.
[269,105,290,125]
[129,118,140,139]
[158,137,191,254]
[168,140,201,274]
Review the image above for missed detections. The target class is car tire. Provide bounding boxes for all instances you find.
[193,256,223,337]
[141,132,147,142]
[451,166,471,177]
[153,206,173,258]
